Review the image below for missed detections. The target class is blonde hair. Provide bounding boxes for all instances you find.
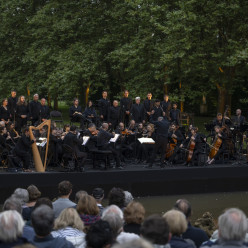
[124,201,145,224]
[77,195,99,216]
[163,209,187,236]
[54,208,84,232]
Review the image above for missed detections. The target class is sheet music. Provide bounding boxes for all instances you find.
[110,134,120,143]
[138,137,155,144]
[36,138,47,147]
[82,136,90,146]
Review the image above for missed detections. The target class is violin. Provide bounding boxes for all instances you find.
[91,130,99,136]
[121,129,134,136]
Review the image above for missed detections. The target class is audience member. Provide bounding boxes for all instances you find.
[108,187,125,210]
[124,201,145,235]
[75,190,88,205]
[76,194,100,230]
[112,239,153,248]
[22,185,41,221]
[31,205,74,248]
[34,197,53,210]
[174,199,208,248]
[52,208,86,248]
[86,220,113,248]
[92,187,105,216]
[201,208,248,248]
[140,214,171,248]
[124,191,134,207]
[12,188,29,206]
[0,210,29,247]
[53,180,76,218]
[163,210,195,248]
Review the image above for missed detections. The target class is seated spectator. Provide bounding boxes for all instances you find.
[124,201,145,235]
[34,197,53,210]
[112,239,153,248]
[31,205,74,248]
[201,208,248,248]
[22,185,41,221]
[11,188,29,206]
[102,205,139,244]
[53,180,76,218]
[163,210,195,248]
[76,194,100,231]
[174,199,208,247]
[86,220,113,248]
[124,191,134,207]
[140,214,171,248]
[52,208,86,248]
[75,190,88,206]
[108,187,125,210]
[3,197,36,242]
[92,187,105,216]
[0,210,30,247]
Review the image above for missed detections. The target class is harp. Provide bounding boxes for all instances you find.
[29,120,51,172]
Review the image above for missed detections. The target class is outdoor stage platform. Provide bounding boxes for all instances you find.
[1,162,248,203]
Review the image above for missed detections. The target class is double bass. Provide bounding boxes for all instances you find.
[209,106,229,159]
[165,126,178,159]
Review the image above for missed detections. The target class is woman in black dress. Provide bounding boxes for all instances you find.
[0,98,11,124]
[16,96,29,133]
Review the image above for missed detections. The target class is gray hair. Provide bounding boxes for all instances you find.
[12,188,29,205]
[135,97,141,101]
[3,197,22,214]
[102,205,123,219]
[112,239,153,248]
[218,208,248,241]
[0,210,24,242]
[124,191,134,207]
[75,190,88,204]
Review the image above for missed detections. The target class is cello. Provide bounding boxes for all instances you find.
[186,127,198,163]
[165,125,178,159]
[209,106,229,159]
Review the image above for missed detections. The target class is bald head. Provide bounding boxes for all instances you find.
[102,123,109,130]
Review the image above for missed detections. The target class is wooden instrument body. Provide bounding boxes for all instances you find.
[187,139,196,162]
[165,138,177,159]
[209,136,222,159]
[29,119,51,172]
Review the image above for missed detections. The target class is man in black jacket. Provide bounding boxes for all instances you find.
[14,127,35,172]
[143,92,154,122]
[63,125,87,171]
[170,103,181,126]
[69,98,86,129]
[97,123,123,169]
[29,94,41,126]
[108,100,121,131]
[161,94,171,120]
[8,90,17,122]
[120,90,132,126]
[151,99,165,121]
[98,91,110,122]
[40,98,50,122]
[130,97,145,124]
[148,116,170,168]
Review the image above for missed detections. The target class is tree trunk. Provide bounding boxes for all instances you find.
[217,85,226,114]
[53,94,58,110]
[47,92,52,108]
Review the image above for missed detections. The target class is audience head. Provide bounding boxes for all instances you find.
[58,180,73,197]
[102,205,124,220]
[124,201,145,225]
[3,197,22,214]
[31,205,54,237]
[163,210,187,236]
[77,194,100,216]
[112,239,153,248]
[75,190,88,204]
[218,208,247,242]
[27,184,41,202]
[140,215,170,245]
[54,207,84,232]
[174,198,192,220]
[12,188,29,205]
[34,197,53,210]
[108,187,125,209]
[0,210,25,243]
[92,188,104,202]
[86,220,113,248]
[124,191,134,207]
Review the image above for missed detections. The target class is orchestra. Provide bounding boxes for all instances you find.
[1,88,248,173]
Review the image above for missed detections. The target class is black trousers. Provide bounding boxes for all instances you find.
[16,117,27,133]
[71,114,85,129]
[150,137,168,165]
[14,149,31,169]
[99,144,121,167]
[76,150,87,167]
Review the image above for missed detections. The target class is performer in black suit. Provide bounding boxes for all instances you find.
[69,98,86,129]
[8,90,17,122]
[63,125,87,171]
[40,98,50,122]
[148,116,170,168]
[120,90,132,127]
[170,103,181,126]
[233,109,245,127]
[151,99,165,121]
[83,100,97,124]
[97,123,123,169]
[108,100,121,131]
[0,98,11,124]
[212,113,231,128]
[29,94,41,126]
[16,96,29,133]
[130,97,145,124]
[143,92,154,122]
[13,127,35,172]
[161,94,171,120]
[98,91,110,122]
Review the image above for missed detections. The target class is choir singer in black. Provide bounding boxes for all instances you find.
[130,97,145,124]
[108,100,121,131]
[8,90,17,122]
[40,98,50,122]
[69,98,86,129]
[120,90,132,127]
[98,91,110,122]
[29,94,41,126]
